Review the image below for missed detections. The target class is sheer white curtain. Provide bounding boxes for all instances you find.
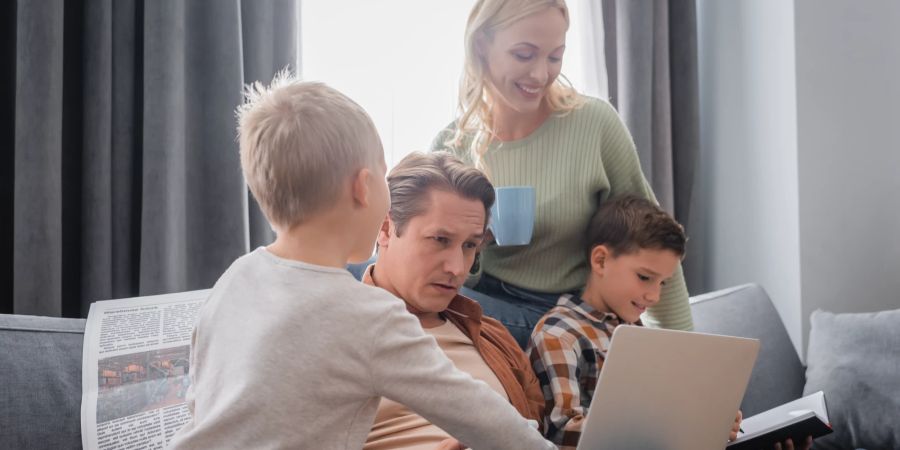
[301,0,607,169]
[566,0,609,101]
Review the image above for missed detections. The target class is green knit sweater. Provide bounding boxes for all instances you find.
[431,97,692,331]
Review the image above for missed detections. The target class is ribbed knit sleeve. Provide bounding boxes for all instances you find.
[430,97,692,331]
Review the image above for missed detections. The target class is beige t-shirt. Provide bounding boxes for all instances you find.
[365,319,509,450]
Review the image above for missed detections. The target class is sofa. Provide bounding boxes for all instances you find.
[1,283,895,449]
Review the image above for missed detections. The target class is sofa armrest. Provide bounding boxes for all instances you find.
[690,284,805,417]
[0,314,86,449]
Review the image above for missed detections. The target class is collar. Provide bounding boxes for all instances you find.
[556,293,624,326]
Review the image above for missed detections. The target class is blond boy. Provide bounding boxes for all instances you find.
[168,76,553,449]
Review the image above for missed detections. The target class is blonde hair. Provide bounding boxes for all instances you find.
[237,71,382,230]
[451,0,585,164]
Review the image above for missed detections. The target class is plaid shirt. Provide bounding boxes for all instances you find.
[527,294,636,448]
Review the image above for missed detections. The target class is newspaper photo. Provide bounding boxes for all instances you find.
[81,290,210,450]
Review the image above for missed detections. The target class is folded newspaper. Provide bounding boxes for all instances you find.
[81,290,210,450]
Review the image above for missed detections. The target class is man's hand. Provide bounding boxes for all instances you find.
[436,438,466,450]
[728,410,743,442]
[774,436,813,450]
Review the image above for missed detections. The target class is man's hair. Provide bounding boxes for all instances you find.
[586,195,687,260]
[386,152,495,236]
[237,71,382,229]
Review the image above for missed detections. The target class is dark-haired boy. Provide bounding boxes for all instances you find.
[527,196,742,448]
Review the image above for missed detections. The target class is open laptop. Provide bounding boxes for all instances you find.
[576,326,759,450]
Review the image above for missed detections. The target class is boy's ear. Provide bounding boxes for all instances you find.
[351,168,371,208]
[376,216,392,248]
[590,245,610,276]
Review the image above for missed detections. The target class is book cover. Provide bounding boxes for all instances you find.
[727,391,832,450]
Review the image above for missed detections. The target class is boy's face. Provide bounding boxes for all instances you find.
[588,247,681,323]
[375,189,486,317]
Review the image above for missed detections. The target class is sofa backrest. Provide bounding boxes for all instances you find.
[0,313,85,449]
[690,283,805,417]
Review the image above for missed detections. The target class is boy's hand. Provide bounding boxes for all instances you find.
[728,410,743,442]
[436,438,466,450]
[774,436,813,450]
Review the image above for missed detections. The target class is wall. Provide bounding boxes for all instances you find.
[794,0,900,345]
[694,0,803,355]
[695,0,900,357]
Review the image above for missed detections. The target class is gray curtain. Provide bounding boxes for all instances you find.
[600,0,702,283]
[600,0,699,223]
[3,0,298,317]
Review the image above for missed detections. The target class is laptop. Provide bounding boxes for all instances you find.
[576,326,759,450]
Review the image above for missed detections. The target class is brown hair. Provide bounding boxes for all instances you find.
[237,72,382,229]
[387,152,495,236]
[586,195,687,260]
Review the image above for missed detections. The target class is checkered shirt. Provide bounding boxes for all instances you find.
[527,293,634,448]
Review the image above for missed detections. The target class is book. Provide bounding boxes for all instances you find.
[727,391,832,450]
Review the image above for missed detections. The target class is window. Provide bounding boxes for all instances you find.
[301,0,604,169]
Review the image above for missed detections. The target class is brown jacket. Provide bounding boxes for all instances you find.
[362,265,545,423]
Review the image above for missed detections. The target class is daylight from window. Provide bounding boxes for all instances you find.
[301,0,601,169]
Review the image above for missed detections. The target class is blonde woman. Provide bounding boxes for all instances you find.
[431,0,692,348]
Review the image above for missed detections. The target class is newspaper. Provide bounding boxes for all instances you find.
[81,290,210,450]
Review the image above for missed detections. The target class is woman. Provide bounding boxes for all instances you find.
[431,0,692,348]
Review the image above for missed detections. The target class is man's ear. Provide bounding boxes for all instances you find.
[590,245,610,276]
[351,168,371,208]
[376,215,393,248]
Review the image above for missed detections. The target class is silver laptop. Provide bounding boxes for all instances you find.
[576,326,759,450]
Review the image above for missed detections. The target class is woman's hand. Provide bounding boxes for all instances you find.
[728,410,743,442]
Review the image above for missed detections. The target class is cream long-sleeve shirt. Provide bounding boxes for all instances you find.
[168,248,553,450]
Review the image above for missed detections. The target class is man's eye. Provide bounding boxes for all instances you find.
[463,242,479,250]
[432,236,449,245]
[637,274,650,282]
[549,56,562,63]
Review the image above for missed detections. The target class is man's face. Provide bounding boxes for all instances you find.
[590,247,681,323]
[376,189,486,315]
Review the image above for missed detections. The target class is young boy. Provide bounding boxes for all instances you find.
[168,76,553,449]
[528,196,697,448]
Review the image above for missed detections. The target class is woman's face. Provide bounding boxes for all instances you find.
[480,7,567,116]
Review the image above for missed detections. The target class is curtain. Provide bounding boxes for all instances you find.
[600,0,699,224]
[2,0,298,318]
[586,0,702,285]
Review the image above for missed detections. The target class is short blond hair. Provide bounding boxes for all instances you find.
[237,72,382,229]
[452,0,584,163]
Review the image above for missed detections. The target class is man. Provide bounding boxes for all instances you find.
[363,152,544,450]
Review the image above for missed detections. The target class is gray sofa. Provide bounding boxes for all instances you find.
[0,284,877,449]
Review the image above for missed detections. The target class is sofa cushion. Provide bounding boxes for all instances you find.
[804,308,900,450]
[0,314,86,450]
[690,284,805,417]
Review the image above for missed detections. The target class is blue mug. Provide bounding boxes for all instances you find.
[490,186,535,246]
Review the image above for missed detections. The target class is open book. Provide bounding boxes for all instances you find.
[728,391,832,450]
